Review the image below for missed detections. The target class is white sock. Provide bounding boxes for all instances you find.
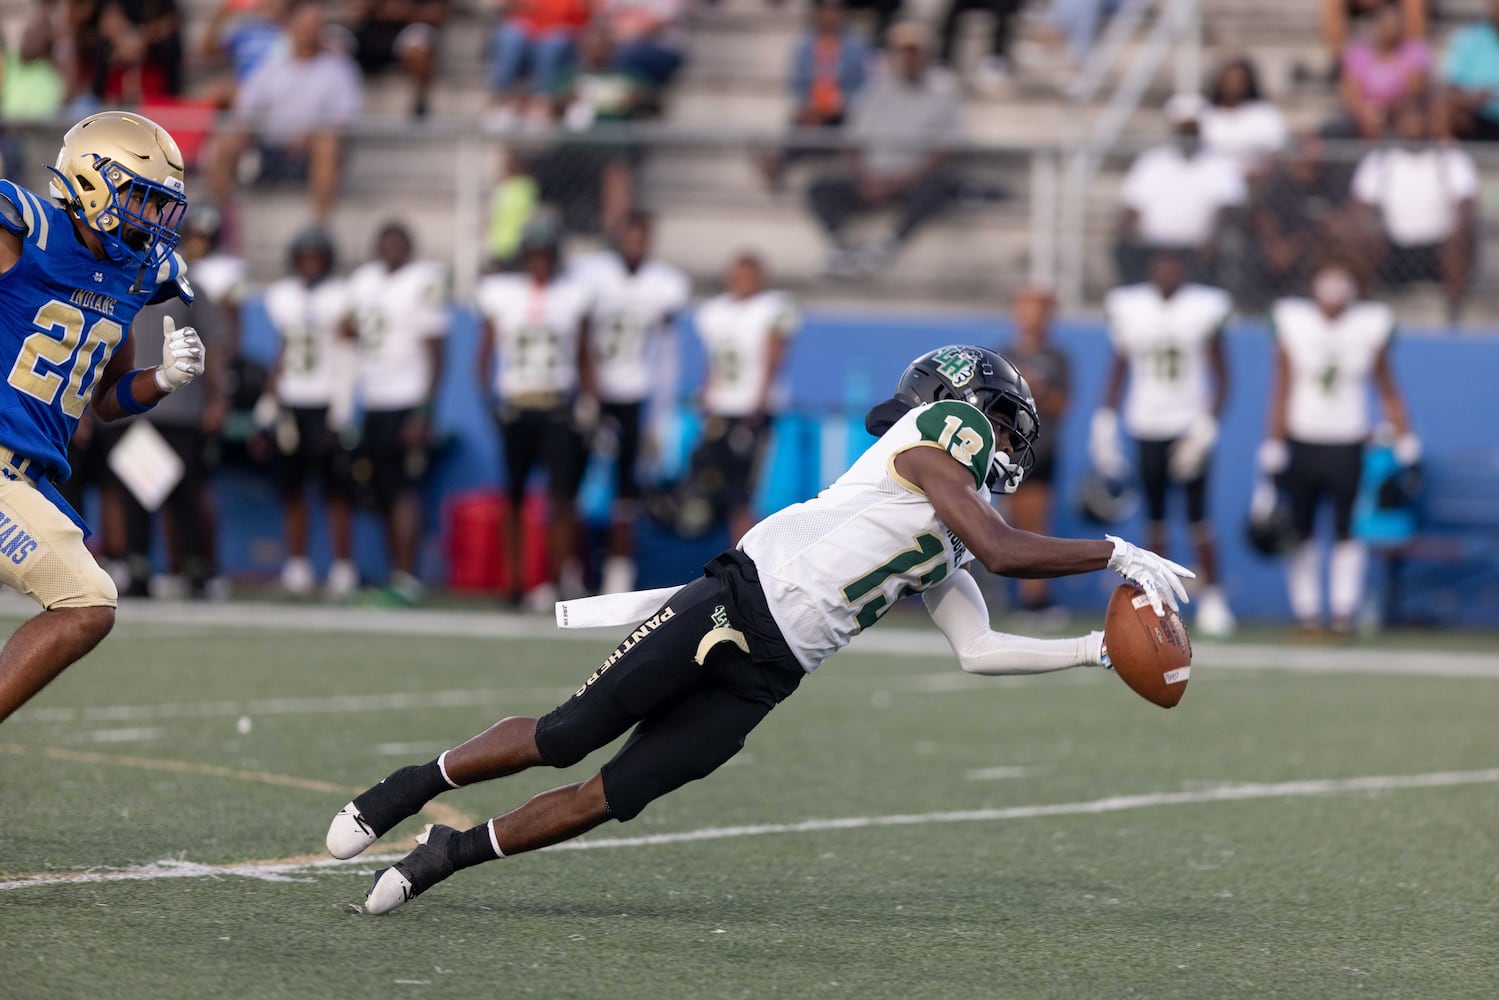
[1329,539,1367,623]
[1287,540,1322,624]
[435,750,461,789]
[487,820,506,860]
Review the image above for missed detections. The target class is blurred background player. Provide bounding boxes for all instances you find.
[0,111,203,726]
[475,213,595,609]
[125,289,230,599]
[260,226,357,600]
[569,211,690,595]
[1260,257,1418,637]
[999,287,1071,622]
[177,205,248,355]
[1092,249,1236,637]
[692,252,799,546]
[345,221,449,606]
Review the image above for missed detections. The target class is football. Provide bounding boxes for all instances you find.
[1104,584,1194,708]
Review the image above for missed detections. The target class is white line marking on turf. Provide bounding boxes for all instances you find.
[86,727,166,744]
[964,766,1033,781]
[375,742,450,757]
[18,687,575,724]
[70,599,1499,678]
[3,766,1496,892]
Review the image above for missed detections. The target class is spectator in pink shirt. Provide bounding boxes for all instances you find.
[1337,0,1429,138]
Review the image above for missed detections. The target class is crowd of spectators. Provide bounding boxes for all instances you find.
[1114,0,1496,322]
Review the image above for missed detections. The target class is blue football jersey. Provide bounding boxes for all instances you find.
[0,179,191,483]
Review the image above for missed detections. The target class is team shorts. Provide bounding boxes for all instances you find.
[1137,436,1210,525]
[599,400,644,503]
[1285,440,1364,541]
[351,407,428,510]
[0,459,116,610]
[534,550,804,822]
[273,406,349,500]
[692,415,771,509]
[497,404,587,505]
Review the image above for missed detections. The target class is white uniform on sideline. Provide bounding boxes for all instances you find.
[346,259,449,411]
[190,251,249,311]
[474,271,594,401]
[568,251,690,406]
[263,275,351,410]
[1270,296,1397,630]
[695,289,800,418]
[1273,298,1395,445]
[1104,282,1232,441]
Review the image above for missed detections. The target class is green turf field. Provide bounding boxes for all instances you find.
[2,603,1497,999]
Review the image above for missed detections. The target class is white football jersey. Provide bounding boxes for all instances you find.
[1106,282,1232,439]
[346,259,449,411]
[474,273,593,400]
[741,399,995,672]
[263,276,351,408]
[695,290,800,418]
[1273,298,1395,444]
[569,251,691,404]
[190,252,249,307]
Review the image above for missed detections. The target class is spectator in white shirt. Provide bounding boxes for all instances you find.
[1199,56,1287,181]
[1351,94,1478,320]
[1114,93,1246,285]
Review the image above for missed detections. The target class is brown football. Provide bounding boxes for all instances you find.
[1103,583,1193,709]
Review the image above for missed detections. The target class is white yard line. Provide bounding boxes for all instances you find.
[19,687,576,724]
[84,599,1499,678]
[964,766,1034,781]
[3,766,1496,892]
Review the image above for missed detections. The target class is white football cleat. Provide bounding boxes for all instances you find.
[326,801,378,860]
[364,824,457,916]
[364,866,417,916]
[1195,587,1237,639]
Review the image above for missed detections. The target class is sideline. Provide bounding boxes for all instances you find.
[3,765,1495,892]
[4,598,1495,684]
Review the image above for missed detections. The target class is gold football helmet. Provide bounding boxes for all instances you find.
[48,110,188,268]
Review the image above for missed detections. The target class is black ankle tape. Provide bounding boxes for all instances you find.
[449,824,500,870]
[352,761,451,833]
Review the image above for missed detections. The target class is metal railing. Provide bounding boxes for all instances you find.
[3,114,1496,326]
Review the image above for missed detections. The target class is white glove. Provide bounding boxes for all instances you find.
[252,393,279,430]
[153,316,205,393]
[1394,432,1421,467]
[1168,414,1217,482]
[1088,408,1128,479]
[1106,534,1195,617]
[1256,438,1289,476]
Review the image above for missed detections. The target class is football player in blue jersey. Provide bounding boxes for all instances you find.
[0,110,205,727]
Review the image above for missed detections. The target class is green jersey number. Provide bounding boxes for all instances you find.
[841,532,949,631]
[1152,344,1183,382]
[914,401,996,490]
